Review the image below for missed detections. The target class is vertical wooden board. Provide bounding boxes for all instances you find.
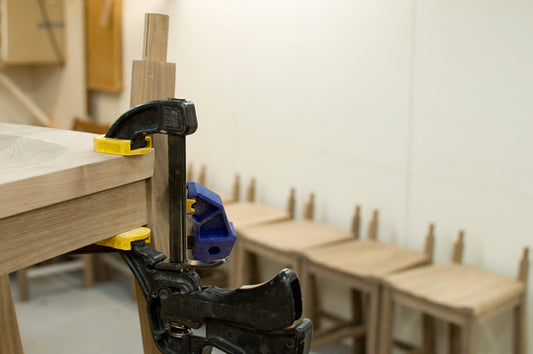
[86,0,123,92]
[130,61,176,106]
[0,274,23,354]
[130,14,175,354]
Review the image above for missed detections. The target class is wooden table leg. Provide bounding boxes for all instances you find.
[82,254,95,289]
[0,274,23,354]
[15,270,29,302]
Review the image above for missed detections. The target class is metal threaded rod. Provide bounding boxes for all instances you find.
[168,135,188,264]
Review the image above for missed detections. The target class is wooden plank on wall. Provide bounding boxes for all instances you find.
[86,0,122,92]
[0,0,65,64]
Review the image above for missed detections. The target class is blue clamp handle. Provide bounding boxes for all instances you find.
[187,182,236,262]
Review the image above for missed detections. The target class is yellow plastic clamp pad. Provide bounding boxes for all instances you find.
[93,135,152,156]
[95,227,151,251]
[187,198,195,213]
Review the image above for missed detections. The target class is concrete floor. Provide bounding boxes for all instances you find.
[10,271,351,354]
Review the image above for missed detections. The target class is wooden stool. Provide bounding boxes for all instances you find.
[235,194,357,287]
[16,255,94,301]
[301,216,434,354]
[379,233,529,354]
[225,177,294,287]
[187,165,237,204]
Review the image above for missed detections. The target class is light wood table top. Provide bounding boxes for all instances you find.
[0,123,154,275]
[384,263,525,316]
[224,202,291,232]
[239,219,354,253]
[303,239,430,281]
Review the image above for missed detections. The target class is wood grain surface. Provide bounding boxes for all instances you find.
[239,219,353,253]
[304,239,430,281]
[0,123,154,219]
[0,180,149,275]
[384,263,525,316]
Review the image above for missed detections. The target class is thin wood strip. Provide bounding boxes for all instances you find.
[394,339,417,351]
[242,239,298,268]
[232,174,241,201]
[26,259,84,278]
[476,295,522,323]
[392,289,470,325]
[351,205,361,239]
[287,188,296,219]
[517,247,529,284]
[317,309,350,325]
[186,163,194,182]
[424,223,435,262]
[0,72,53,127]
[452,230,464,263]
[246,178,256,202]
[312,324,366,348]
[368,209,378,240]
[142,13,169,61]
[198,165,206,186]
[306,261,376,293]
[304,193,315,220]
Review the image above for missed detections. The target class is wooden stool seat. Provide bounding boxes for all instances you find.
[218,192,236,204]
[225,202,291,230]
[385,263,525,317]
[304,239,431,283]
[239,219,353,253]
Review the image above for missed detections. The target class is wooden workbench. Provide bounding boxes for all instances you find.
[0,122,154,352]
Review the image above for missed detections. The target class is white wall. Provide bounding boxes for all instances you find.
[93,1,532,353]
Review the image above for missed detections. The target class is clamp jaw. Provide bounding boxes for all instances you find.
[122,239,311,354]
[94,99,312,354]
